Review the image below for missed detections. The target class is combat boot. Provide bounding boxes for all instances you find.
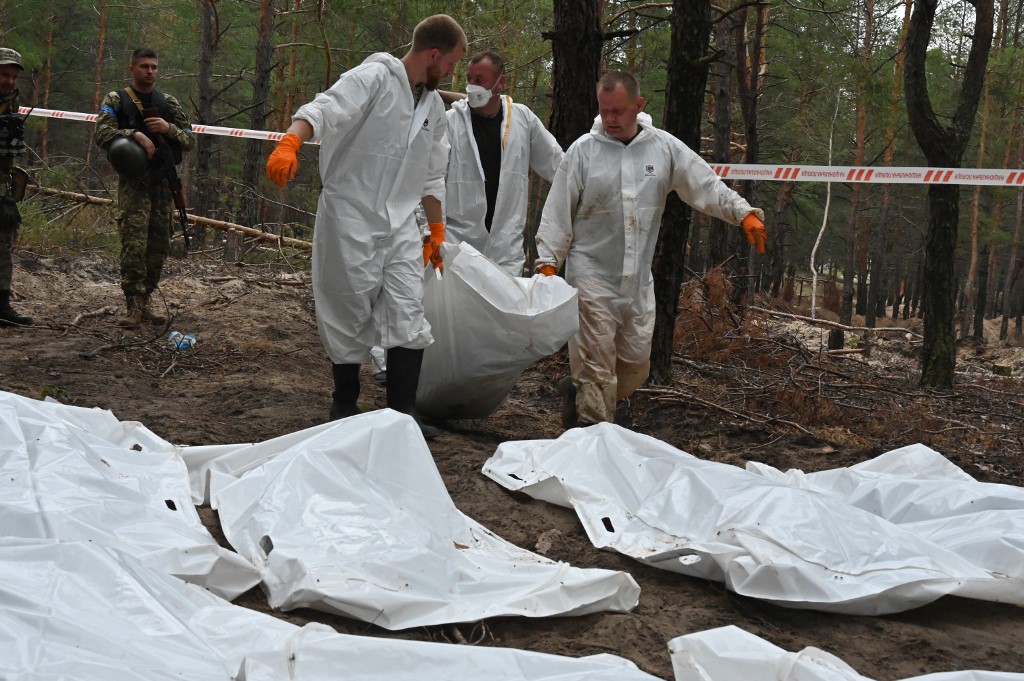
[117,294,144,328]
[0,289,32,326]
[141,292,166,325]
[328,363,362,421]
[385,346,440,440]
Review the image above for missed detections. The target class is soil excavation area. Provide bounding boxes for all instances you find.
[2,250,1023,680]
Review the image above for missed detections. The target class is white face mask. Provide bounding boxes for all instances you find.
[465,83,494,109]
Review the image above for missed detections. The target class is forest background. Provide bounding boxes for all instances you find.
[1,0,1022,381]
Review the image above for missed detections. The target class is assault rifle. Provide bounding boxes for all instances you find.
[142,107,191,251]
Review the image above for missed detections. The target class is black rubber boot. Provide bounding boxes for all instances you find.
[385,346,440,440]
[558,376,578,429]
[0,289,31,326]
[328,363,362,421]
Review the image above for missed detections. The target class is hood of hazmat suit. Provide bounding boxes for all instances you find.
[535,112,756,298]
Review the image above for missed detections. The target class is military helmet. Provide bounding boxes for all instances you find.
[107,136,148,176]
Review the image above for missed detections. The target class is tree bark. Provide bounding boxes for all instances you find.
[38,0,56,160]
[904,0,994,386]
[708,15,735,269]
[239,0,275,230]
[973,243,989,339]
[193,0,220,242]
[730,2,769,306]
[282,0,300,130]
[881,0,913,323]
[85,0,109,182]
[1001,185,1024,339]
[649,0,713,384]
[767,176,796,297]
[961,80,993,337]
[834,0,873,343]
[547,0,602,150]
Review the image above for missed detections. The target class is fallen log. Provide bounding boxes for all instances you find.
[29,185,313,250]
[749,306,921,337]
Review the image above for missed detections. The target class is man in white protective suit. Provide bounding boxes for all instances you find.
[443,51,563,275]
[265,15,467,439]
[535,71,767,428]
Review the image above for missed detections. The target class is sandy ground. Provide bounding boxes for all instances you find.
[2,250,1023,680]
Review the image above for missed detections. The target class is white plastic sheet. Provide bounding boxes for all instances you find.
[746,443,1024,591]
[181,409,640,630]
[0,538,661,681]
[668,626,1024,681]
[417,241,578,419]
[482,424,1024,615]
[0,390,259,600]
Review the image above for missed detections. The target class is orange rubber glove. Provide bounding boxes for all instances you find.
[741,213,767,254]
[422,221,445,271]
[538,264,557,276]
[266,133,302,188]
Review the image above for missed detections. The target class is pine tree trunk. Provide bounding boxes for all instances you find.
[707,18,734,269]
[193,0,220,243]
[649,0,713,384]
[39,0,55,160]
[920,185,962,383]
[890,216,906,320]
[1001,262,1021,339]
[768,80,811,298]
[547,0,602,150]
[984,246,999,318]
[767,178,796,297]
[974,243,990,339]
[884,0,912,323]
[85,0,109,183]
[1001,187,1024,339]
[961,77,993,337]
[282,0,300,130]
[904,0,994,386]
[730,3,769,307]
[239,0,275,231]
[907,257,923,319]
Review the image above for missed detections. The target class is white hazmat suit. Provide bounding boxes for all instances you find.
[295,53,449,364]
[444,96,563,275]
[536,114,760,424]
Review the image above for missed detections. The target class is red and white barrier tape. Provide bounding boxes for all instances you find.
[20,107,1024,183]
[20,106,316,145]
[707,164,1024,186]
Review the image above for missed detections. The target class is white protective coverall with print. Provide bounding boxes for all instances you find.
[295,53,449,364]
[444,96,563,276]
[535,114,760,424]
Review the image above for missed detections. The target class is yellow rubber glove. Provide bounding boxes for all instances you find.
[538,264,557,276]
[266,133,302,188]
[423,222,445,271]
[741,213,767,254]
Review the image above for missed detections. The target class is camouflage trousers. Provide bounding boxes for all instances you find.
[0,195,21,290]
[117,177,172,296]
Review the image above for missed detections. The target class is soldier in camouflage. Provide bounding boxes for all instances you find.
[94,48,193,328]
[0,47,31,327]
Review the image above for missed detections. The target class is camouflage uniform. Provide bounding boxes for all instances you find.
[0,45,31,326]
[0,89,20,292]
[94,89,193,297]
